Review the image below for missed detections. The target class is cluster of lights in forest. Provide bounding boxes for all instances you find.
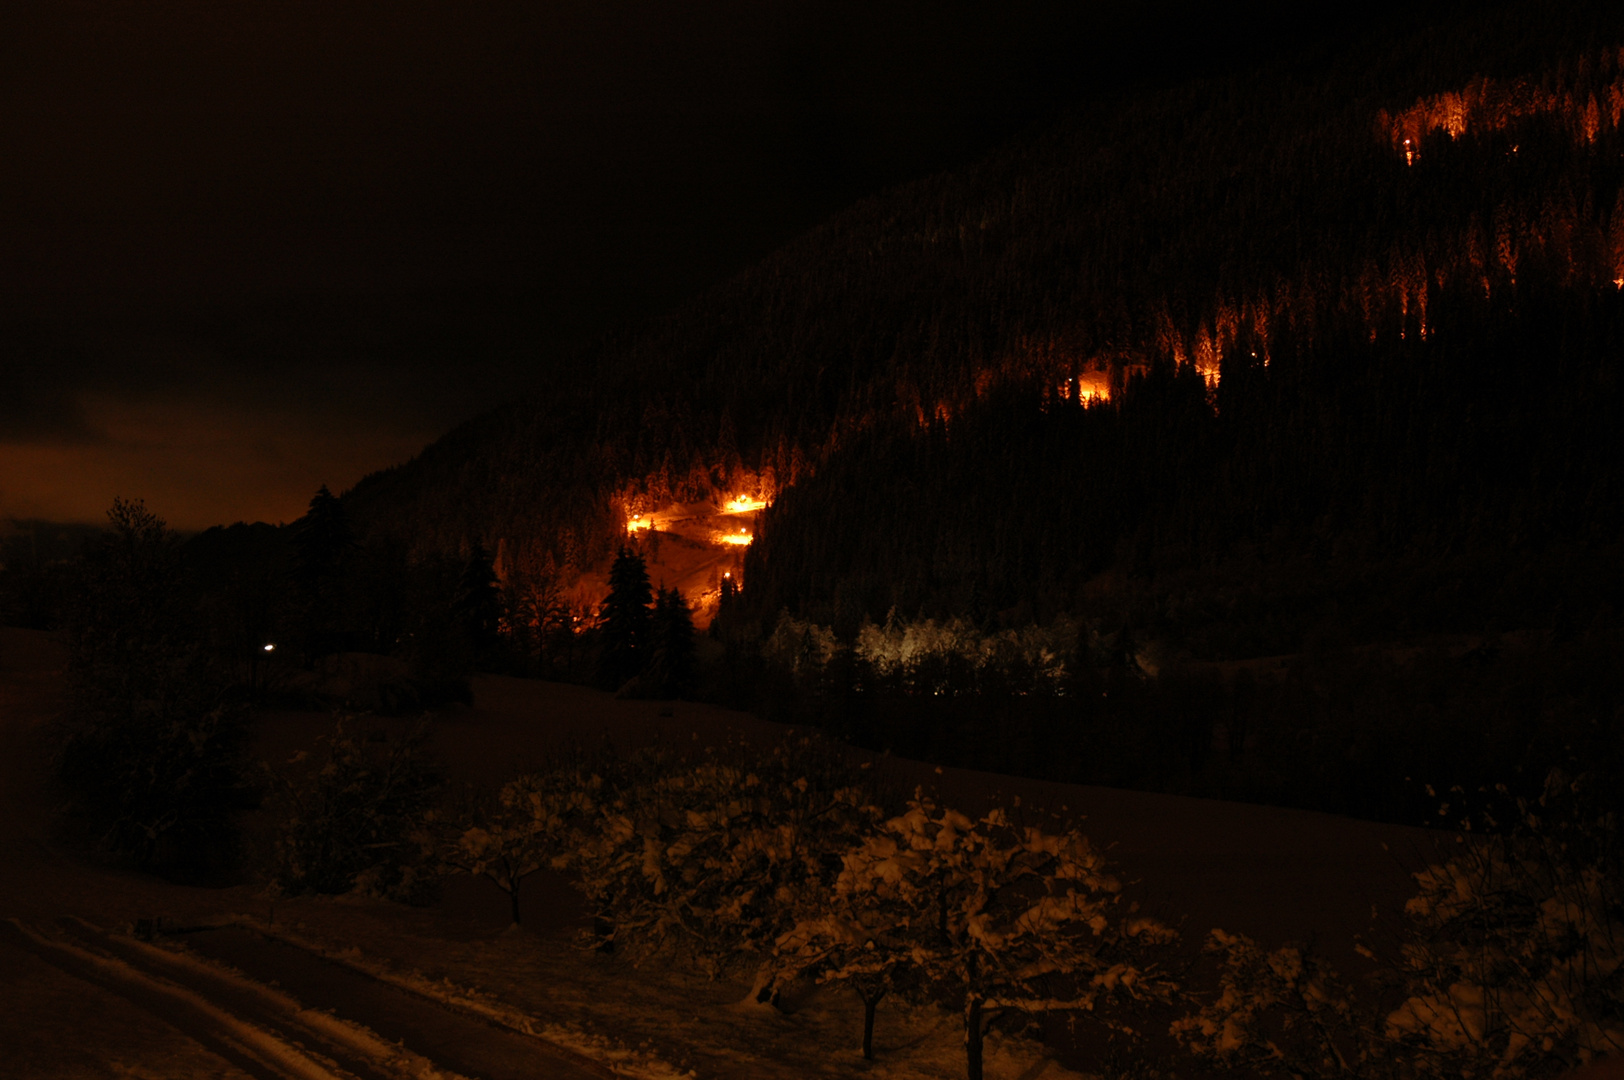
[1385,70,1624,164]
[1056,376,1109,403]
[621,492,765,544]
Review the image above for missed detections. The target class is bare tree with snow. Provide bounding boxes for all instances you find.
[575,737,881,998]
[782,792,1178,1078]
[445,766,606,925]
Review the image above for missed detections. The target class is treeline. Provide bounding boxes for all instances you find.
[41,496,507,876]
[734,607,1624,826]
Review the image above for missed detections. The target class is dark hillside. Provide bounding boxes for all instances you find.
[342,0,1624,819]
[349,0,1624,576]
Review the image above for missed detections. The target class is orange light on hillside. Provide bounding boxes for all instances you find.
[627,516,652,534]
[1058,375,1111,404]
[725,494,767,514]
[720,528,752,546]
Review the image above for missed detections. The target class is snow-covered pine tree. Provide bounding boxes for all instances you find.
[599,546,652,689]
[453,540,507,669]
[645,587,697,698]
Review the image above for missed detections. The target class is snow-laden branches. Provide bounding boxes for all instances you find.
[574,738,882,981]
[271,716,443,903]
[776,792,1178,1079]
[1387,773,1624,1078]
[1172,930,1372,1078]
[444,765,606,925]
[1175,769,1624,1080]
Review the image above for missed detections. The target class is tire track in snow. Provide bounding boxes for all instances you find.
[1,918,359,1080]
[180,924,619,1080]
[50,916,454,1080]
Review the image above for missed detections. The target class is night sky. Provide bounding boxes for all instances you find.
[2,0,1428,530]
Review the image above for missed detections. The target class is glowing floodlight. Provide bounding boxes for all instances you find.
[263,643,276,652]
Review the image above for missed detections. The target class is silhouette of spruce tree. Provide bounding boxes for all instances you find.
[647,587,697,698]
[711,572,741,641]
[454,541,507,670]
[292,485,356,657]
[599,546,652,689]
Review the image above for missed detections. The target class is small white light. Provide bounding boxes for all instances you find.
[263,644,276,652]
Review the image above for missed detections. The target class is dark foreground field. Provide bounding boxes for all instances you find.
[0,626,1437,1078]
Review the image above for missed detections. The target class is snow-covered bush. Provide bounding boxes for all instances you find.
[1387,772,1624,1078]
[575,736,881,989]
[762,613,844,677]
[1175,769,1624,1080]
[853,614,1078,687]
[271,716,443,903]
[445,764,606,925]
[761,610,1080,692]
[780,792,1177,1079]
[1171,931,1373,1078]
[58,497,251,871]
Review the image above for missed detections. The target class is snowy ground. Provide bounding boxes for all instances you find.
[0,626,1439,1078]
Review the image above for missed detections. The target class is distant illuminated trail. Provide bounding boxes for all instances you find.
[724,494,768,514]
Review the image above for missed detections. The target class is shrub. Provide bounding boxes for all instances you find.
[57,498,250,873]
[1388,772,1624,1077]
[1175,768,1624,1079]
[271,716,443,903]
[445,763,607,925]
[575,736,880,991]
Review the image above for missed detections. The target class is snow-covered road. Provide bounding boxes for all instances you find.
[5,916,612,1080]
[184,924,616,1080]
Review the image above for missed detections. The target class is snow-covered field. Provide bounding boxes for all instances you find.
[0,626,1437,1078]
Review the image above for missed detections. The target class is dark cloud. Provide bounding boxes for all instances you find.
[0,331,105,445]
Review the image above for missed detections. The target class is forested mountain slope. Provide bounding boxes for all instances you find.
[346,0,1624,653]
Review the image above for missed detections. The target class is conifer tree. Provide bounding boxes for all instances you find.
[454,541,506,669]
[599,546,652,688]
[292,484,355,656]
[647,587,697,698]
